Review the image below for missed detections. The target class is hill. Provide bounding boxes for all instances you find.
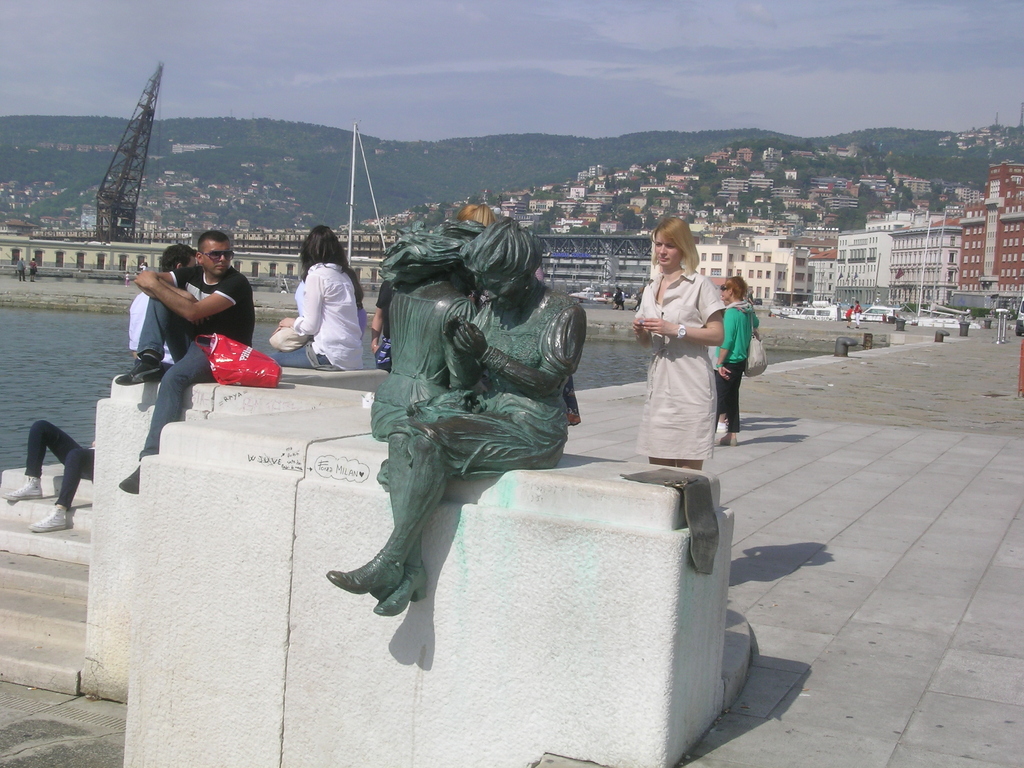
[1,116,1022,229]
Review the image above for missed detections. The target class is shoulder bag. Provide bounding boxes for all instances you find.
[745,331,767,377]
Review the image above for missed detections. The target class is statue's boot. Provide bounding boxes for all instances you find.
[373,564,427,617]
[326,552,404,595]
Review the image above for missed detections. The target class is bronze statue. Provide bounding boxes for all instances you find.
[327,219,586,616]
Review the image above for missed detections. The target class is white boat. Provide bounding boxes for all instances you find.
[570,287,610,303]
[771,304,839,321]
[909,306,980,330]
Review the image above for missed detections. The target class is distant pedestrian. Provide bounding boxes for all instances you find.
[853,302,862,328]
[845,305,854,327]
[613,286,625,310]
[28,259,37,281]
[16,258,26,281]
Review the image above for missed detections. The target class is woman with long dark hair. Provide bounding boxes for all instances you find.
[272,225,364,370]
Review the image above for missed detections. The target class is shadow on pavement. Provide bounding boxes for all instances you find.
[738,433,808,446]
[739,416,800,432]
[730,542,831,585]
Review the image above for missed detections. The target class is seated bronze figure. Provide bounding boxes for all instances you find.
[327,219,586,616]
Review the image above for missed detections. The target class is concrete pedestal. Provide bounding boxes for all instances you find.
[116,407,733,768]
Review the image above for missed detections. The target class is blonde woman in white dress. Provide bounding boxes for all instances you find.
[632,217,725,470]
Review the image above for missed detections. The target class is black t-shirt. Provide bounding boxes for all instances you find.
[171,265,255,346]
[375,280,393,339]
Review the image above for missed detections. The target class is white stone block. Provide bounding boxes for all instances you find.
[122,423,733,768]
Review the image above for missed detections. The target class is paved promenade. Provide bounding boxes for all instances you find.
[0,303,1021,765]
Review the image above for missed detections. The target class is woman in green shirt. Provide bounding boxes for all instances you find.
[715,276,759,446]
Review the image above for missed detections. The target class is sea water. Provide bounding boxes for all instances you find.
[0,306,813,471]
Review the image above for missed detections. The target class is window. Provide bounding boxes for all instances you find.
[34,250,43,266]
[119,254,128,271]
[710,268,722,276]
[286,264,294,276]
[97,253,105,270]
[764,288,770,299]
[700,254,707,261]
[77,252,86,269]
[711,253,723,262]
[700,268,706,275]
[269,263,277,277]
[251,262,259,277]
[55,251,65,268]
[748,270,754,278]
[765,271,771,279]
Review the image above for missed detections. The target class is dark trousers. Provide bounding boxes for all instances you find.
[715,361,746,434]
[26,420,94,509]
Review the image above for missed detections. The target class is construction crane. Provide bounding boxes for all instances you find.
[96,63,162,243]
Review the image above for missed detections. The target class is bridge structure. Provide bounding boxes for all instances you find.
[537,234,652,294]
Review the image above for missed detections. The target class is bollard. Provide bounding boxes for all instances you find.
[958,321,970,337]
[894,318,906,331]
[983,318,992,330]
[862,332,873,350]
[934,330,949,343]
[834,336,860,357]
[995,308,1009,344]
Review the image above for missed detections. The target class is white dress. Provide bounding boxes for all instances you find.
[635,272,726,460]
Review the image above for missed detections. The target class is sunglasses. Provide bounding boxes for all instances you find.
[200,250,234,260]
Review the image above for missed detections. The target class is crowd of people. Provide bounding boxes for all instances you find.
[4,212,766,539]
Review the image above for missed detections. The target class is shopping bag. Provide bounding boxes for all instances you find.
[195,334,282,388]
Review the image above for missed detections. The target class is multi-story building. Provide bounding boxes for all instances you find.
[833,212,921,305]
[958,161,1024,303]
[888,219,961,306]
[810,249,838,302]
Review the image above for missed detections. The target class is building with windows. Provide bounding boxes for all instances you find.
[957,161,1024,304]
[0,234,386,289]
[810,249,838,303]
[888,219,961,306]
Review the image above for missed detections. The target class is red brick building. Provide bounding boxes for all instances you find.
[959,162,1024,302]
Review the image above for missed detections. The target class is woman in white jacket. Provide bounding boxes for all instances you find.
[272,225,364,370]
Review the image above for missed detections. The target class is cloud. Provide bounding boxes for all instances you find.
[1,0,1022,140]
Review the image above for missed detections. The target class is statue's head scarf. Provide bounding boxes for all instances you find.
[381,222,475,286]
[462,219,542,279]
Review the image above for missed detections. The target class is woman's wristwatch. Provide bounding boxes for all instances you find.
[676,324,687,338]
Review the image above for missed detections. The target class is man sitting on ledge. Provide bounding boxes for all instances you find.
[117,230,255,494]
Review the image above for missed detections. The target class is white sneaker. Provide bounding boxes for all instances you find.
[3,477,42,501]
[30,507,71,533]
[715,422,728,434]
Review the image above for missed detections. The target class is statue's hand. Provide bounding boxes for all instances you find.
[445,317,487,357]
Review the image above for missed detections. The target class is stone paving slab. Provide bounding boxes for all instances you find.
[0,329,1021,767]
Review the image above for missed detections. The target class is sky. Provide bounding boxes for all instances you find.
[2,0,1022,142]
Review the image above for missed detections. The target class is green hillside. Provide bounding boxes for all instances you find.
[1,116,1022,227]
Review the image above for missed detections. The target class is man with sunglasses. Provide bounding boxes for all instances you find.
[117,230,255,494]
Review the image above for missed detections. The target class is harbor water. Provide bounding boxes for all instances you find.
[0,306,812,472]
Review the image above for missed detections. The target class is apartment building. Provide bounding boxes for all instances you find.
[810,249,838,302]
[958,161,1024,302]
[889,219,961,306]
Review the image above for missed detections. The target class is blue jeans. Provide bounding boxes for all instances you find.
[140,342,215,459]
[270,344,335,370]
[26,420,94,509]
[138,297,191,363]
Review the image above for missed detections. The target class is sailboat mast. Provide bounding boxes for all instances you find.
[347,121,358,261]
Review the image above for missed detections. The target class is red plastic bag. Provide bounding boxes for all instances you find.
[195,334,282,388]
